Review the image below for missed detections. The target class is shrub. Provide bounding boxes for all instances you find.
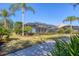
[14,22,22,34]
[24,26,32,32]
[57,28,65,34]
[64,28,73,34]
[0,27,10,41]
[24,26,32,35]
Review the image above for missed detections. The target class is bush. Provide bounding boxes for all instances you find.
[24,26,32,35]
[0,27,10,41]
[24,26,32,32]
[14,29,22,35]
[64,28,73,34]
[14,21,22,34]
[57,28,65,34]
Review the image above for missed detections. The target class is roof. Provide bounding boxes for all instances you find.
[61,25,79,30]
[25,22,58,29]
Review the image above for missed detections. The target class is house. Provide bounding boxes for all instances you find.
[25,22,58,34]
[60,25,79,32]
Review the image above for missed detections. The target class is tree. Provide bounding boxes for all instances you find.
[72,3,79,25]
[9,3,35,36]
[14,22,32,35]
[63,16,79,34]
[0,9,14,30]
[72,3,79,10]
[24,26,32,33]
[14,21,22,34]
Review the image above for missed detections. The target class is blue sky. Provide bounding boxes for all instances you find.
[0,3,79,26]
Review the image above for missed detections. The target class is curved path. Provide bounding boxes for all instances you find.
[7,40,55,56]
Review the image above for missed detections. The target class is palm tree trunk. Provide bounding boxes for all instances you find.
[4,18,7,29]
[22,7,24,36]
[70,21,72,36]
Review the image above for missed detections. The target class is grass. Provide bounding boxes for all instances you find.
[10,33,70,44]
[0,33,70,55]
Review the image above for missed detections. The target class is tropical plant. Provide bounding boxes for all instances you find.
[57,28,65,34]
[63,16,79,34]
[14,21,22,34]
[0,26,10,41]
[72,3,79,10]
[65,28,74,34]
[0,9,14,30]
[50,34,79,56]
[10,3,35,36]
[72,3,79,26]
[24,26,32,33]
[0,9,14,41]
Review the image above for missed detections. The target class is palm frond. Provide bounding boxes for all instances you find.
[63,16,79,23]
[0,10,2,16]
[9,3,20,13]
[26,6,35,14]
[71,3,79,10]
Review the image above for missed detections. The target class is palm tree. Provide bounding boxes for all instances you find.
[63,16,79,34]
[72,3,79,26]
[9,3,35,36]
[72,3,79,10]
[0,9,14,29]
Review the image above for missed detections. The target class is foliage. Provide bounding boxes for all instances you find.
[72,3,79,10]
[10,3,35,14]
[1,9,8,17]
[65,28,73,33]
[0,9,14,30]
[50,34,79,56]
[63,16,79,23]
[0,27,10,35]
[57,28,65,34]
[63,16,79,34]
[0,27,10,41]
[14,21,22,34]
[0,9,8,17]
[24,26,32,32]
[10,3,35,36]
[14,22,32,35]
[0,19,14,41]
